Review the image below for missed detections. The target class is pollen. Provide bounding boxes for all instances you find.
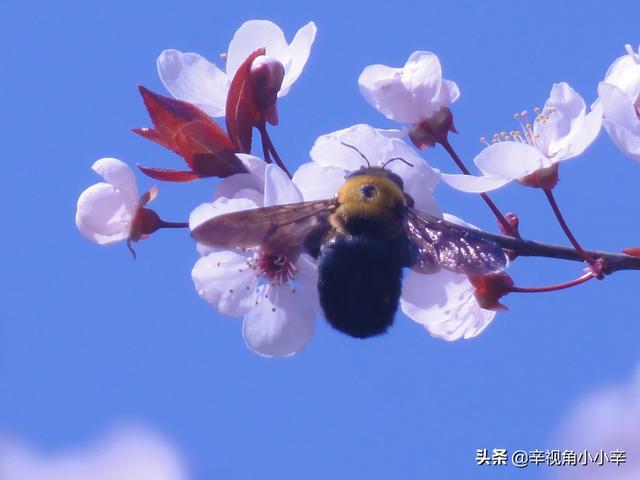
[481,106,557,149]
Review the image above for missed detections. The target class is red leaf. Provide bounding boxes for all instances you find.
[138,86,210,153]
[225,48,265,153]
[132,127,179,155]
[137,165,201,182]
[173,121,246,177]
[134,86,248,180]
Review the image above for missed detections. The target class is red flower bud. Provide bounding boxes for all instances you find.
[469,273,514,311]
[519,163,559,190]
[250,55,285,118]
[409,107,457,149]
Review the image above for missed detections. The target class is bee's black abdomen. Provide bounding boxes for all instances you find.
[317,235,407,338]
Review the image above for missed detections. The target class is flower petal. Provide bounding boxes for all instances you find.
[603,118,640,161]
[189,197,258,231]
[359,63,418,123]
[310,125,377,170]
[157,49,229,117]
[76,183,134,244]
[294,253,321,313]
[293,162,346,201]
[310,124,417,170]
[475,142,546,179]
[441,172,513,193]
[237,153,267,181]
[226,20,291,81]
[214,173,263,202]
[598,82,640,135]
[604,51,640,101]
[404,51,445,117]
[439,79,461,107]
[92,157,139,207]
[536,82,587,158]
[264,164,303,206]
[358,51,457,124]
[562,100,602,160]
[213,153,268,201]
[400,269,496,341]
[280,21,317,96]
[192,250,256,317]
[243,284,315,357]
[376,128,409,139]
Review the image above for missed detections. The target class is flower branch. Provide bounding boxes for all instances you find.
[471,227,640,274]
[543,189,596,266]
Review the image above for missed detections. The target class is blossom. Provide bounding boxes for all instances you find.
[76,158,139,244]
[359,51,460,125]
[0,424,189,480]
[358,51,459,148]
[157,20,317,117]
[598,44,640,162]
[76,158,164,255]
[190,164,319,357]
[551,367,640,478]
[442,82,602,193]
[293,124,501,341]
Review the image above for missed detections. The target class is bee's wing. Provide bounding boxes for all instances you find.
[191,199,334,254]
[404,209,508,276]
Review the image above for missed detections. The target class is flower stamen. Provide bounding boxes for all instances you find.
[484,107,556,152]
[247,249,298,286]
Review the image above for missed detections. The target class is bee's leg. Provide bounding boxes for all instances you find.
[329,212,349,235]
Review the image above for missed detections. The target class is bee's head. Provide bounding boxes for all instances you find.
[346,166,405,192]
[336,144,411,236]
[340,141,411,192]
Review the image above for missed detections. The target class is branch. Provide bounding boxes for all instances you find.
[475,228,640,274]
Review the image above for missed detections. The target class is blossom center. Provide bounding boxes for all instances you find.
[251,249,297,285]
[480,107,556,154]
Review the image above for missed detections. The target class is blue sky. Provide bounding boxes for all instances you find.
[2,0,640,478]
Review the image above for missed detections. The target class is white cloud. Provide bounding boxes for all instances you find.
[551,367,640,479]
[0,424,190,480]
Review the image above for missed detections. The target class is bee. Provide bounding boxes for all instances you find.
[192,155,507,339]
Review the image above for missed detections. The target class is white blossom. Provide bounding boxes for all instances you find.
[191,164,318,357]
[442,82,602,192]
[75,158,140,245]
[157,20,317,117]
[598,44,640,162]
[358,51,460,124]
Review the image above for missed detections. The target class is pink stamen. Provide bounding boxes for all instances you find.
[254,250,297,284]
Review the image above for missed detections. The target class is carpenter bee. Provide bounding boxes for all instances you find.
[192,158,507,339]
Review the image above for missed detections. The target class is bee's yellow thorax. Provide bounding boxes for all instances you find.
[333,174,407,236]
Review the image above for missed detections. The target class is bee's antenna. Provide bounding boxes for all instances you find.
[340,142,371,167]
[382,157,414,169]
